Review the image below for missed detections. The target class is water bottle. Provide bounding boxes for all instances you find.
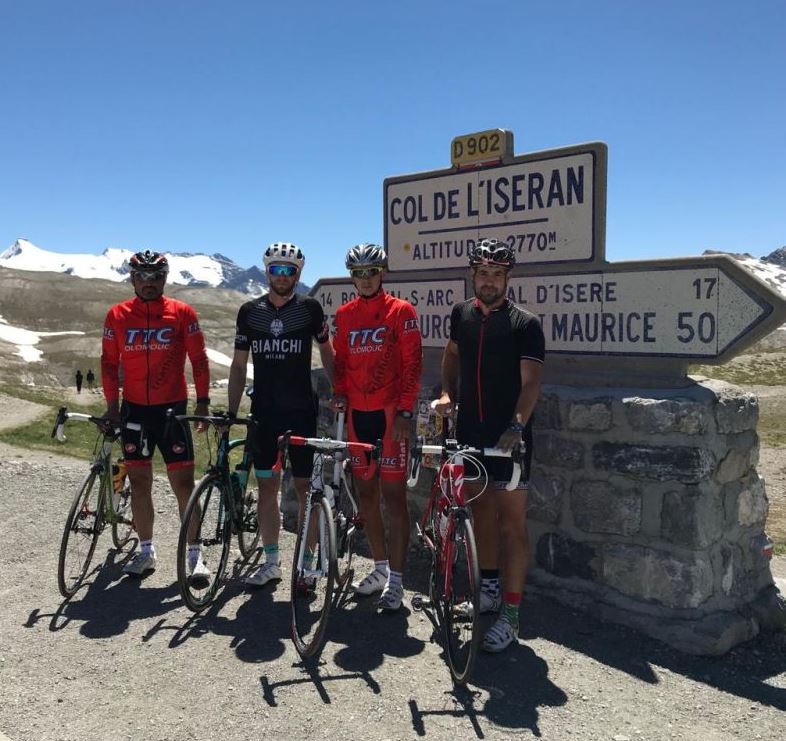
[438,511,449,539]
[230,472,244,516]
[112,459,127,494]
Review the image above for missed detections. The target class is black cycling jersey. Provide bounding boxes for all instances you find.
[235,293,329,413]
[449,298,545,449]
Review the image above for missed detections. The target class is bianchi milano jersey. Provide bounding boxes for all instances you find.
[234,293,329,413]
[101,295,210,406]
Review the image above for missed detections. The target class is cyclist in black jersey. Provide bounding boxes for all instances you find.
[435,238,545,653]
[227,243,335,587]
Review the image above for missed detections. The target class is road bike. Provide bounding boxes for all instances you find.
[53,407,134,598]
[277,413,380,660]
[174,412,259,612]
[408,434,525,685]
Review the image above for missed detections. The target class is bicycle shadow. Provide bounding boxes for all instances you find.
[26,548,181,638]
[141,560,289,664]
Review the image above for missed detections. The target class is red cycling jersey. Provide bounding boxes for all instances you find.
[333,290,422,412]
[101,295,210,406]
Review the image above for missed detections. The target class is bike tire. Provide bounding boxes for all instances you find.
[57,469,104,598]
[290,497,336,660]
[229,439,259,559]
[111,483,134,549]
[334,476,356,595]
[176,474,232,612]
[441,517,481,685]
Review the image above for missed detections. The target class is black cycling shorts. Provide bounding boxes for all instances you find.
[250,409,317,479]
[120,399,194,469]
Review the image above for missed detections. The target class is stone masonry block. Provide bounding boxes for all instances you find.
[535,532,598,580]
[592,442,716,483]
[567,401,612,432]
[715,386,759,434]
[602,544,714,609]
[571,479,641,536]
[738,474,768,527]
[661,486,724,548]
[528,470,565,525]
[624,397,709,435]
[534,432,585,469]
[534,393,561,431]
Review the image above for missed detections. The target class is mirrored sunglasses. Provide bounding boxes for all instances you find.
[133,270,167,281]
[350,266,384,279]
[268,264,298,277]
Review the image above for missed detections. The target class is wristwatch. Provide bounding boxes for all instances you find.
[196,397,211,405]
[397,410,413,419]
[509,421,525,433]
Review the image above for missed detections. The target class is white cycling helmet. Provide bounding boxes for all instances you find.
[263,242,305,271]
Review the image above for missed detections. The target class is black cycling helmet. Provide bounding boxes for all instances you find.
[468,238,515,269]
[129,249,169,274]
[345,243,388,270]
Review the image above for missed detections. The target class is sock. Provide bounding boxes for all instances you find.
[501,591,521,626]
[387,569,403,590]
[480,569,500,597]
[140,540,155,557]
[187,544,200,566]
[263,543,280,565]
[374,559,389,576]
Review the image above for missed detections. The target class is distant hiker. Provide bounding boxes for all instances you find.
[86,369,95,390]
[75,369,83,394]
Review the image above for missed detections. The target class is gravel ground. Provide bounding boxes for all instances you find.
[1,438,786,741]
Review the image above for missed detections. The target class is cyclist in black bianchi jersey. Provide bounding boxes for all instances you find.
[435,238,545,653]
[227,243,335,587]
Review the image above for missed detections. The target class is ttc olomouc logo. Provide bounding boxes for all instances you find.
[124,327,174,351]
[348,326,387,354]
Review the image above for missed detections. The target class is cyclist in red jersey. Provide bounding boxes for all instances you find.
[331,243,422,611]
[101,250,211,578]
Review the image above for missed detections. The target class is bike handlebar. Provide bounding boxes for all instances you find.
[407,437,526,491]
[50,406,118,442]
[274,428,382,474]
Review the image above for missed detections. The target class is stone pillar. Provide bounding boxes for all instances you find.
[526,378,784,655]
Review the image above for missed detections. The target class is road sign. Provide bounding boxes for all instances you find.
[451,128,513,167]
[384,142,607,271]
[506,255,786,361]
[310,278,466,348]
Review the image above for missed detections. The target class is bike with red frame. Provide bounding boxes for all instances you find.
[408,435,525,685]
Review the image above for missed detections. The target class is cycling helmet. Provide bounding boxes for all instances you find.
[263,242,305,271]
[129,249,169,274]
[345,243,388,270]
[468,238,515,269]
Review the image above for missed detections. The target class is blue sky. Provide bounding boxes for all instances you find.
[1,0,784,286]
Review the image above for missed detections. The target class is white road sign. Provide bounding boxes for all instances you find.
[310,279,465,348]
[384,143,606,271]
[507,258,783,359]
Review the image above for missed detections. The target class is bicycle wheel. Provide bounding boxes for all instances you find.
[111,483,134,549]
[290,497,336,660]
[176,474,232,612]
[58,470,105,598]
[441,517,481,685]
[334,476,356,593]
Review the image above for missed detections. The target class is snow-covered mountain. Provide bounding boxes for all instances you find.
[703,247,786,300]
[0,239,297,295]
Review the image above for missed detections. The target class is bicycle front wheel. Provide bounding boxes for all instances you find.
[291,497,336,660]
[58,470,105,598]
[176,474,232,612]
[111,483,134,549]
[441,517,481,685]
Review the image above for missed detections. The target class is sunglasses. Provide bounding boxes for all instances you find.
[268,264,298,277]
[350,266,384,279]
[133,270,167,281]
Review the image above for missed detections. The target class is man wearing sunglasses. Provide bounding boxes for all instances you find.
[227,242,335,587]
[331,243,422,612]
[101,249,211,578]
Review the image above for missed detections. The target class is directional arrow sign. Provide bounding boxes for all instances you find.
[384,142,607,271]
[309,278,466,349]
[506,255,786,361]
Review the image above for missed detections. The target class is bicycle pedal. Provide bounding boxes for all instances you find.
[411,593,430,611]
